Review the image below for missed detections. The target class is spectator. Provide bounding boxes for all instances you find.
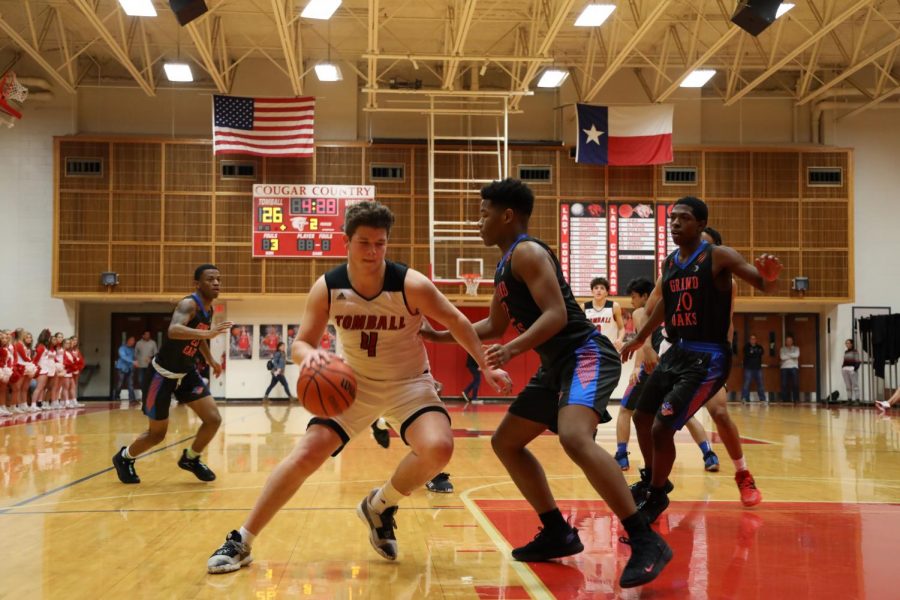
[841,339,861,405]
[263,342,292,401]
[742,334,767,402]
[112,336,137,402]
[780,335,800,403]
[461,354,480,402]
[134,331,158,391]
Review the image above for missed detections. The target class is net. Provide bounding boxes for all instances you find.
[0,72,28,119]
[462,273,481,296]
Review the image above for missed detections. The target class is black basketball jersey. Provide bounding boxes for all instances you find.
[661,241,731,345]
[650,325,665,354]
[155,293,212,374]
[494,235,596,366]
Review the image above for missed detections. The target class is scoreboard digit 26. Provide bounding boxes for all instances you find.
[252,184,375,258]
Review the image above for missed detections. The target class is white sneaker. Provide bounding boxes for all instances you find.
[0,407,10,417]
[28,404,40,413]
[18,404,29,413]
[41,403,52,411]
[73,400,85,407]
[876,400,890,411]
[51,400,62,409]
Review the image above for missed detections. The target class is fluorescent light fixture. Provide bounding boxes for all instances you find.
[575,4,616,27]
[776,3,795,18]
[164,62,193,82]
[301,0,342,20]
[537,68,569,88]
[315,63,343,82]
[680,69,716,88]
[118,0,157,17]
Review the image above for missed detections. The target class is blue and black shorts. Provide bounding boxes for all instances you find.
[142,367,211,421]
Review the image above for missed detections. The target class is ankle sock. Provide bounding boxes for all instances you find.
[371,480,406,513]
[186,448,201,460]
[538,508,568,532]
[699,440,712,455]
[122,447,136,460]
[733,457,747,472]
[616,442,628,455]
[238,526,256,547]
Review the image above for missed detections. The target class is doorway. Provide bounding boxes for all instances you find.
[109,313,171,395]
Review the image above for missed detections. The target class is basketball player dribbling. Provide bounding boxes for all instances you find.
[207,201,511,574]
[112,264,233,484]
[584,277,626,350]
[424,179,672,589]
[621,198,781,523]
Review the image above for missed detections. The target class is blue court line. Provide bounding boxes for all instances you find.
[0,434,196,514]
[0,506,466,516]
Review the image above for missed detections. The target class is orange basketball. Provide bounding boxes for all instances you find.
[297,355,357,417]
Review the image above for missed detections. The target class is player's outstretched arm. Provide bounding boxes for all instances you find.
[292,277,331,369]
[420,292,508,344]
[715,245,781,293]
[167,297,233,340]
[612,301,626,350]
[405,270,511,393]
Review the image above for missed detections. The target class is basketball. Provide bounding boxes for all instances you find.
[297,355,357,417]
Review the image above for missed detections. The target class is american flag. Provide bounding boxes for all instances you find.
[212,95,315,157]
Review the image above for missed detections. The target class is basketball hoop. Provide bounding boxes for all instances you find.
[0,71,28,120]
[462,273,481,296]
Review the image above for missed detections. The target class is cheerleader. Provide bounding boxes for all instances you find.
[14,329,38,412]
[61,338,76,408]
[0,331,12,416]
[5,330,29,413]
[48,332,65,409]
[31,329,55,410]
[70,337,85,407]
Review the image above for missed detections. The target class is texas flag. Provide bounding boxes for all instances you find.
[575,103,673,166]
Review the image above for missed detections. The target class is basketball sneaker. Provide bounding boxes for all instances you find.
[630,468,674,503]
[425,472,453,493]
[876,400,890,411]
[177,450,216,481]
[735,469,762,507]
[703,450,720,472]
[207,530,253,574]
[637,488,670,524]
[618,528,673,588]
[615,450,630,471]
[512,524,584,562]
[357,490,399,560]
[371,423,390,449]
[112,447,140,484]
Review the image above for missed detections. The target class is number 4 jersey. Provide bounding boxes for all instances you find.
[325,261,429,380]
[155,293,212,374]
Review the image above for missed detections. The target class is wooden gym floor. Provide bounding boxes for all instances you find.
[1,401,898,599]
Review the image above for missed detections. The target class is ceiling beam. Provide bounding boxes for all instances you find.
[656,24,740,102]
[725,0,873,106]
[54,7,75,87]
[442,0,478,89]
[797,34,900,106]
[71,0,155,95]
[584,0,673,101]
[271,0,302,96]
[0,14,75,93]
[510,0,577,109]
[185,18,228,92]
[838,84,900,120]
[366,0,378,107]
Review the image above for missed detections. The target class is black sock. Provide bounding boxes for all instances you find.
[622,512,650,536]
[538,508,568,532]
[648,485,667,497]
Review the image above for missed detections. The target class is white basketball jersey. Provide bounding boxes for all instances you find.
[584,300,618,341]
[326,261,429,380]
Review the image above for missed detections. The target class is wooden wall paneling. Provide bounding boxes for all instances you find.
[314,147,363,185]
[311,258,346,282]
[111,245,161,293]
[558,151,605,199]
[264,156,314,184]
[801,250,850,298]
[704,151,751,198]
[164,195,212,242]
[214,245,262,293]
[801,151,849,199]
[215,195,253,243]
[265,259,313,294]
[57,243,108,292]
[732,249,755,298]
[58,140,110,191]
[412,196,430,244]
[112,143,161,191]
[411,246,431,276]
[752,200,800,249]
[366,146,412,195]
[59,192,110,242]
[656,150,702,198]
[216,155,259,193]
[531,195,559,248]
[767,250,801,297]
[164,143,213,192]
[752,151,800,198]
[163,246,214,293]
[801,201,851,249]
[111,193,162,241]
[706,200,752,247]
[377,196,412,245]
[510,148,557,196]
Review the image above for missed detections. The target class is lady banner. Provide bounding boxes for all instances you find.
[609,203,656,294]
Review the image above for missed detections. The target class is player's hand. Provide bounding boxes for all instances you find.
[210,360,223,378]
[482,368,512,395]
[620,339,642,363]
[755,254,782,282]
[483,343,512,369]
[209,321,235,338]
[643,348,659,374]
[629,366,641,386]
[614,339,624,352]
[299,349,333,370]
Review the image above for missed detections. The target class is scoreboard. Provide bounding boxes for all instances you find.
[560,201,673,296]
[252,184,375,258]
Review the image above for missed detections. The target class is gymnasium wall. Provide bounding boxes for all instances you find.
[2,60,897,400]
